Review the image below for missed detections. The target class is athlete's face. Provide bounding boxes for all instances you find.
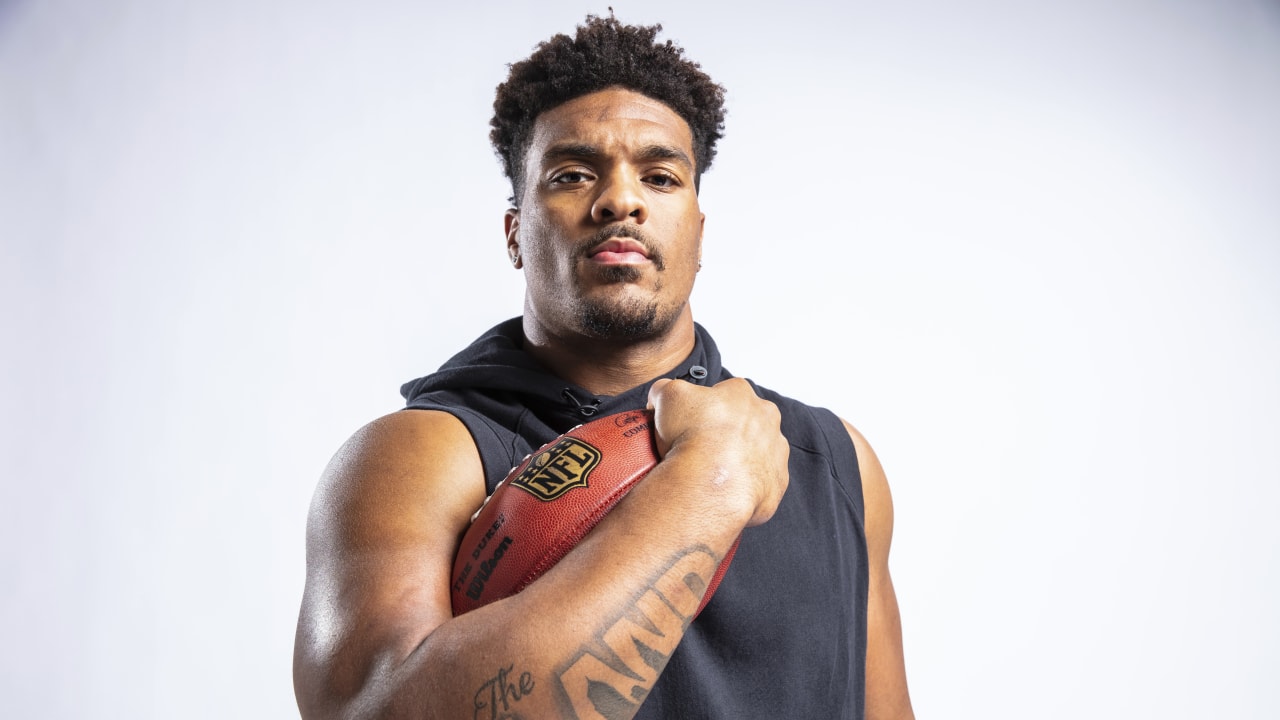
[505,87,704,342]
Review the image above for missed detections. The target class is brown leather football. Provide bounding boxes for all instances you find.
[450,409,738,616]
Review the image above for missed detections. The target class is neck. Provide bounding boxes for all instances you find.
[521,306,697,397]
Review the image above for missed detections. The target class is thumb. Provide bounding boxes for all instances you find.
[646,378,676,459]
[646,378,673,410]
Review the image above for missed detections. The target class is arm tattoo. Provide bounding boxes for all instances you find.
[473,664,535,720]
[555,546,719,720]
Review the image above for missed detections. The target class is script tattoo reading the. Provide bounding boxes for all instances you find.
[473,664,535,720]
[555,546,718,720]
[510,437,602,501]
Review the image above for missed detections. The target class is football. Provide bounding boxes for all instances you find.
[450,409,738,616]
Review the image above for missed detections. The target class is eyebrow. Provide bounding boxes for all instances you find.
[541,142,694,170]
[541,143,600,163]
[636,144,694,169]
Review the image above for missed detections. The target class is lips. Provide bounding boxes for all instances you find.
[587,238,650,265]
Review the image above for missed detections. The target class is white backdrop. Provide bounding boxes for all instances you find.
[3,0,1278,717]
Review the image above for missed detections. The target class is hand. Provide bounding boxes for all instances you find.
[646,378,790,527]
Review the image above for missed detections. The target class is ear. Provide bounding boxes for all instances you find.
[697,212,705,271]
[504,208,522,269]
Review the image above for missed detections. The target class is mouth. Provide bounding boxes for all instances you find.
[586,238,651,266]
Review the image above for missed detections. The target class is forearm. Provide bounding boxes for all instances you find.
[304,453,747,720]
[411,546,728,719]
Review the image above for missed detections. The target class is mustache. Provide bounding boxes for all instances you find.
[575,225,666,271]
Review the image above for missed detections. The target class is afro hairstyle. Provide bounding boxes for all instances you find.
[491,14,727,204]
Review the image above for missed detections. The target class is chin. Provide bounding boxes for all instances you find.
[577,298,683,341]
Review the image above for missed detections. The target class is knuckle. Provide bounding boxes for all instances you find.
[716,377,749,394]
[763,399,782,421]
[667,377,697,396]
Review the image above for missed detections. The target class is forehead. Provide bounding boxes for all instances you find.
[526,88,695,166]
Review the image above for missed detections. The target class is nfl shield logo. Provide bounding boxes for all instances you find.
[511,438,602,501]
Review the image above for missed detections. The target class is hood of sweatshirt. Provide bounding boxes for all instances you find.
[400,318,728,480]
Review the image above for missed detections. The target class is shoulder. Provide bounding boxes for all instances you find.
[306,409,487,558]
[746,383,859,470]
[746,382,884,492]
[837,418,894,560]
[746,383,841,440]
[315,410,481,494]
[327,408,475,465]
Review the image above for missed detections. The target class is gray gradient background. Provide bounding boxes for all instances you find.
[3,0,1279,717]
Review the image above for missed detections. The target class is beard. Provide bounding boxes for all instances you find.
[569,228,680,341]
[574,268,685,341]
[579,295,662,340]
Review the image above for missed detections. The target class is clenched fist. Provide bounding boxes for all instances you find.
[647,377,790,528]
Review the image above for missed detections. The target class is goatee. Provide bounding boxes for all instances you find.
[571,226,677,340]
[579,297,664,340]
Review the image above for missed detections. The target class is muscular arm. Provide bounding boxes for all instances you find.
[294,379,787,720]
[844,420,915,720]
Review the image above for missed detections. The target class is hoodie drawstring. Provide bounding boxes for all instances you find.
[561,388,601,417]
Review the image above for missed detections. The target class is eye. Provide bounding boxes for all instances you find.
[645,172,680,188]
[551,170,592,185]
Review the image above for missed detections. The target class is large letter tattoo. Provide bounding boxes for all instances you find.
[556,546,719,720]
[473,664,535,720]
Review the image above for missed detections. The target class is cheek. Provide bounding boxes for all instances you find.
[676,222,703,272]
[516,214,552,264]
[520,227,579,286]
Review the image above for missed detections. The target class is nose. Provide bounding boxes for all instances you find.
[590,171,648,224]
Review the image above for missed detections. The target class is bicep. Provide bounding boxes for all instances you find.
[843,419,915,720]
[294,410,486,716]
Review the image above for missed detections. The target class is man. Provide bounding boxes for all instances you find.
[294,15,913,720]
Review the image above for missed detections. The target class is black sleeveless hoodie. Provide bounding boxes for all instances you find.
[401,317,869,719]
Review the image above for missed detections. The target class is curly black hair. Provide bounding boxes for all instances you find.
[491,14,727,204]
